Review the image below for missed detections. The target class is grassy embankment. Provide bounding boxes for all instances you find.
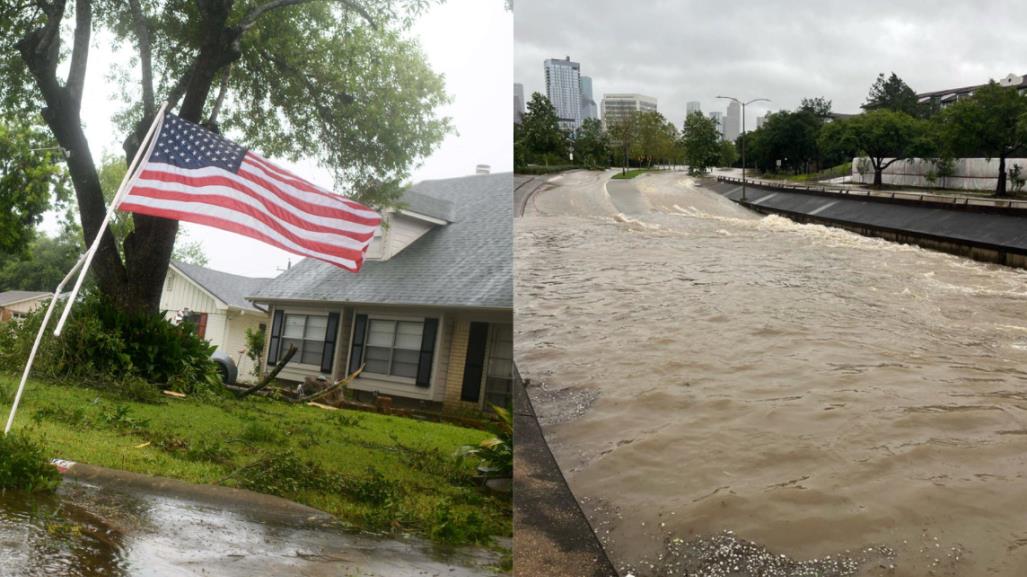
[0,374,510,547]
[611,168,660,180]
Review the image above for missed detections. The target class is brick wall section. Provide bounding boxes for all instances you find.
[442,319,473,409]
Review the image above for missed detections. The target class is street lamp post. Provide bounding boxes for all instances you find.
[716,95,769,202]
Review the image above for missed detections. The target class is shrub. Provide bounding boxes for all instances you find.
[0,433,61,492]
[0,293,220,395]
[457,405,513,478]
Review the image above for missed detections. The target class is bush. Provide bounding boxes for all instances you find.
[0,293,220,396]
[0,432,61,492]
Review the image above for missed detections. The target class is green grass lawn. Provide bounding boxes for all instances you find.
[611,168,660,180]
[0,374,510,547]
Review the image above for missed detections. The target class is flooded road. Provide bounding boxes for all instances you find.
[0,476,500,576]
[515,170,1027,577]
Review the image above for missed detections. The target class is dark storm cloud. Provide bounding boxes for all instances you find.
[515,0,1027,125]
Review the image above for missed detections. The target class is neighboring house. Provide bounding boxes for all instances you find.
[250,172,513,412]
[0,291,51,322]
[160,261,272,379]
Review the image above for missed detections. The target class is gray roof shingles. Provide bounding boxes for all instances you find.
[172,261,272,313]
[0,291,50,308]
[252,172,512,310]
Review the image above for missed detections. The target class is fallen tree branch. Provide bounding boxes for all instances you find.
[290,365,364,404]
[236,344,296,399]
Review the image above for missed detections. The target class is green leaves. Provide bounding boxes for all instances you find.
[681,111,720,174]
[0,117,69,257]
[516,92,568,166]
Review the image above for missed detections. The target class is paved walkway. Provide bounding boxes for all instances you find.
[513,372,618,577]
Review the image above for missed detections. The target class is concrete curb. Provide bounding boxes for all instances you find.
[52,458,338,526]
[512,370,618,577]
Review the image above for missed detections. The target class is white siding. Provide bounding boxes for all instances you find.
[223,311,267,382]
[383,214,434,260]
[160,268,219,317]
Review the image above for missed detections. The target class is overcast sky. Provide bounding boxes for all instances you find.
[52,0,512,278]
[515,0,1027,126]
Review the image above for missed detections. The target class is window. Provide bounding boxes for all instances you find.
[281,314,328,366]
[484,324,513,409]
[363,319,423,379]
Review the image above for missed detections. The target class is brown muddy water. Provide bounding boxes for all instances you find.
[515,171,1027,577]
[0,477,500,576]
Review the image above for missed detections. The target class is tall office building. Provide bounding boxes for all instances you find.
[708,111,724,140]
[756,112,771,130]
[579,76,598,122]
[686,101,702,119]
[601,93,658,130]
[514,83,525,124]
[544,57,582,131]
[724,100,741,142]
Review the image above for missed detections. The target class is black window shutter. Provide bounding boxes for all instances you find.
[321,312,340,374]
[460,322,490,402]
[416,318,439,388]
[267,309,285,365]
[348,314,368,375]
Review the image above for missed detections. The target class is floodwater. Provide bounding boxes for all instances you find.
[0,477,501,576]
[515,170,1027,577]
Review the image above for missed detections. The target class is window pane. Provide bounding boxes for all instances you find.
[301,341,322,366]
[305,315,328,340]
[281,338,302,359]
[394,321,424,350]
[392,361,419,378]
[367,320,396,347]
[284,315,305,338]
[364,346,390,374]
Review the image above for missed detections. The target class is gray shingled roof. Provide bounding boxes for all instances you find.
[402,190,455,222]
[0,291,50,307]
[171,261,273,313]
[251,172,512,310]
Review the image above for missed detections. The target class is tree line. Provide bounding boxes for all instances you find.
[514,92,736,174]
[741,73,1027,196]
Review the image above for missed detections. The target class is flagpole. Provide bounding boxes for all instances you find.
[4,254,86,435]
[53,101,168,337]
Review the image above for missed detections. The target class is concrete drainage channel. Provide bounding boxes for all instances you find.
[2,458,505,577]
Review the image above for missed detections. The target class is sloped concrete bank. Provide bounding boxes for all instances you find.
[710,177,1027,268]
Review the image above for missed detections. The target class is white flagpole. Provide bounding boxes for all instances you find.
[53,101,168,337]
[4,254,86,434]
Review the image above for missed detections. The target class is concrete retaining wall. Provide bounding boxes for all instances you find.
[711,178,1027,269]
[850,157,1027,191]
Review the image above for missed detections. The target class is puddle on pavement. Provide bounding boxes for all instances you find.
[0,478,500,576]
[516,171,1027,577]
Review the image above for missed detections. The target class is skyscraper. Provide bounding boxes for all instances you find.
[579,76,598,122]
[601,93,658,130]
[724,100,740,142]
[514,83,525,124]
[708,111,724,140]
[544,57,582,131]
[686,101,702,118]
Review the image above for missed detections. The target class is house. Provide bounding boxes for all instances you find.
[0,291,52,322]
[250,172,513,411]
[160,261,272,379]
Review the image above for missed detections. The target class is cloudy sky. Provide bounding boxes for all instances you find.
[55,0,511,278]
[515,0,1027,126]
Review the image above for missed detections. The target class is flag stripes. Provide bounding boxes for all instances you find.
[118,113,380,272]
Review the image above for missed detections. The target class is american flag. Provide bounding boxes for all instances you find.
[119,113,381,272]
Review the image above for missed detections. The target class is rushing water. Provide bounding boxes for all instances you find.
[515,171,1027,577]
[0,477,499,576]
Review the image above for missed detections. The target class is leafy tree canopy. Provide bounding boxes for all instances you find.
[843,109,931,186]
[941,81,1027,195]
[0,116,69,256]
[862,72,920,116]
[517,92,569,164]
[681,111,720,174]
[572,117,609,169]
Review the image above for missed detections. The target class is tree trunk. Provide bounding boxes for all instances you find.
[873,168,883,188]
[996,154,1007,197]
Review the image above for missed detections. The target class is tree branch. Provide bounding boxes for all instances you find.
[239,0,376,33]
[206,63,231,128]
[66,0,90,108]
[127,0,154,117]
